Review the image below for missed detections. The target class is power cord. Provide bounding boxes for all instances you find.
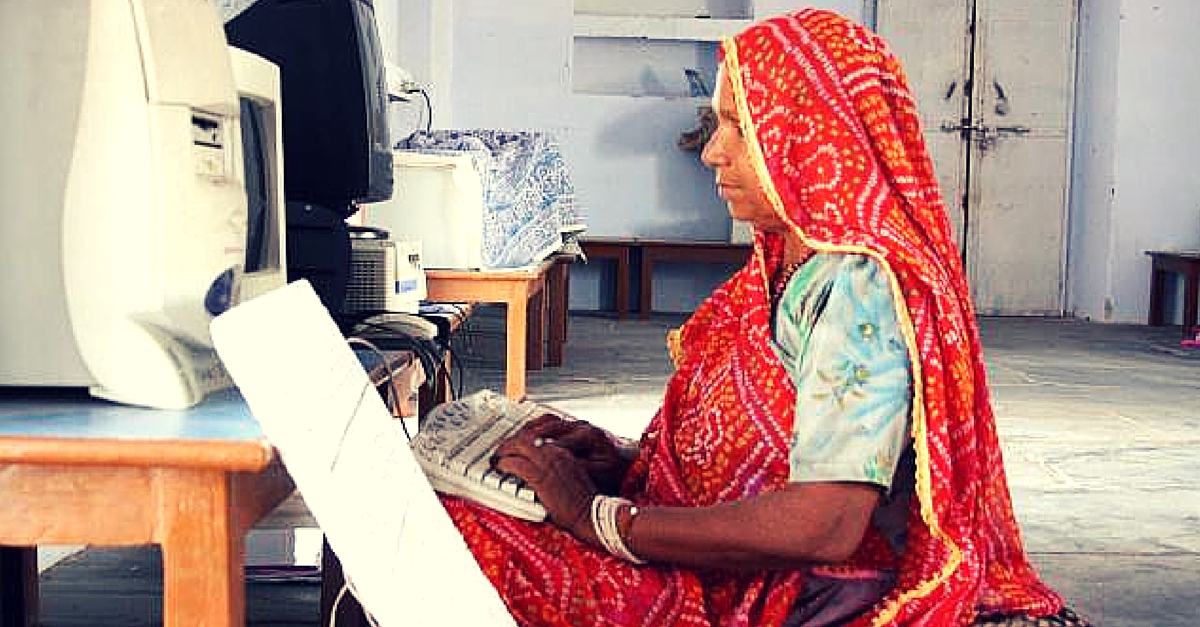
[328,575,382,627]
[339,310,449,402]
[418,88,432,132]
[346,336,413,441]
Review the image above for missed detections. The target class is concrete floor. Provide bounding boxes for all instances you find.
[458,311,1200,627]
[35,311,1200,626]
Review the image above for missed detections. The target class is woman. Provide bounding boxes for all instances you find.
[442,9,1080,626]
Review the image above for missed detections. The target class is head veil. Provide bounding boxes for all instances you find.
[658,8,1064,625]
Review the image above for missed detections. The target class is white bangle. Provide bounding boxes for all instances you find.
[590,495,646,564]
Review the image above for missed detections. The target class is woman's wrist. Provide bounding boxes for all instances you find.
[590,495,647,564]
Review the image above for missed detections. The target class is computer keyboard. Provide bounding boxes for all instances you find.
[411,390,554,521]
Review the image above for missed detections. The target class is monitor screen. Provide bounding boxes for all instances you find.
[230,45,289,304]
[241,97,271,275]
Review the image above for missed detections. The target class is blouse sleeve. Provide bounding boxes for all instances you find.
[772,254,913,490]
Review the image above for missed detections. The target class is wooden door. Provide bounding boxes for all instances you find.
[877,0,1077,315]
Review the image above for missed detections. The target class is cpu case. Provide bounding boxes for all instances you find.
[344,228,425,315]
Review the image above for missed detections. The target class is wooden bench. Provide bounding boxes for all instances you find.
[580,237,752,319]
[1146,250,1200,338]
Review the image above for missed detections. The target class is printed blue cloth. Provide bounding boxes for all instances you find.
[401,130,586,269]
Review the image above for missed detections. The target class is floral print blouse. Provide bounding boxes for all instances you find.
[771,253,913,490]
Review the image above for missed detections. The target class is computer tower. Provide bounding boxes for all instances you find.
[344,229,425,315]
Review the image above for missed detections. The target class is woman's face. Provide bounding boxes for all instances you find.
[701,67,788,233]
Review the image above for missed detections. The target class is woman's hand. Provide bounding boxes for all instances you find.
[538,417,631,494]
[501,414,632,494]
[492,421,599,542]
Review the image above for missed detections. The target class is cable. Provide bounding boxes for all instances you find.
[328,581,382,627]
[392,88,433,147]
[418,88,432,132]
[443,341,465,400]
[346,337,411,441]
[328,582,349,627]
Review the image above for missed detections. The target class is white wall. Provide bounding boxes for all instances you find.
[1066,0,1121,322]
[379,0,454,139]
[1069,0,1200,324]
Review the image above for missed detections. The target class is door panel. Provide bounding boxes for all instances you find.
[969,0,1075,314]
[924,131,968,245]
[974,5,1076,128]
[968,136,1070,315]
[876,0,972,252]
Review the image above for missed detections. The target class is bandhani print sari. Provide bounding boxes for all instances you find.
[442,8,1066,627]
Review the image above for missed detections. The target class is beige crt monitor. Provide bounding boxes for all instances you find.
[0,0,262,409]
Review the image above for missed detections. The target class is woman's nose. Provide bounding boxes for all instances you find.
[701,135,724,168]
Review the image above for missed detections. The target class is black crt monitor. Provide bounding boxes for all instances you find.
[225,0,394,312]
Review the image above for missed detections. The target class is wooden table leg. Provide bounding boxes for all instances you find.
[0,547,36,627]
[547,260,569,367]
[1148,262,1167,326]
[505,297,528,400]
[639,250,654,320]
[562,262,571,340]
[159,470,243,627]
[1183,263,1199,336]
[527,288,545,372]
[614,247,631,320]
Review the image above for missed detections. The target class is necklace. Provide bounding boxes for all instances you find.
[770,245,816,304]
[770,261,804,308]
[772,262,802,293]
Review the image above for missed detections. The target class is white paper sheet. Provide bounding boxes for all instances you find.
[211,280,516,627]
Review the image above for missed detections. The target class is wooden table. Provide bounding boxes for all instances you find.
[1146,250,1200,338]
[423,254,573,400]
[0,389,294,627]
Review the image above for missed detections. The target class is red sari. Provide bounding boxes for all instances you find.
[444,9,1063,626]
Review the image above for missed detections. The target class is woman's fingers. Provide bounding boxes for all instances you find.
[493,451,541,483]
[494,443,596,533]
[495,415,597,458]
[494,430,541,460]
[550,424,607,453]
